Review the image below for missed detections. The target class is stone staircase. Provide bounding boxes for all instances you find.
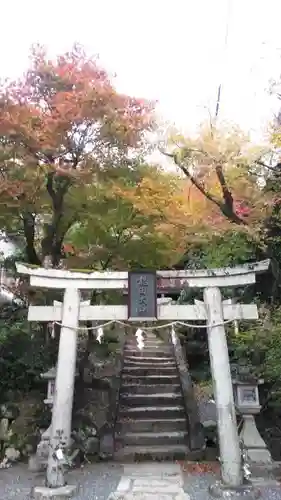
[114,331,198,461]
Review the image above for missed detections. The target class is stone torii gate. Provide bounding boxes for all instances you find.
[16,260,269,499]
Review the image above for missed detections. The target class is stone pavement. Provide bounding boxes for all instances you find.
[1,462,281,499]
[108,463,190,499]
[0,463,123,500]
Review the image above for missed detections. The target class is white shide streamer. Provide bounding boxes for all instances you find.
[135,328,144,351]
[171,325,177,345]
[96,326,104,344]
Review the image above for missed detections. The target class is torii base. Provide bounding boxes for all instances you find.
[209,481,261,499]
[32,484,77,499]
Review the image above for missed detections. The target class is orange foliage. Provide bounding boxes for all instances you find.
[0,45,155,266]
[113,163,268,247]
[166,124,271,231]
[0,44,154,200]
[112,172,220,242]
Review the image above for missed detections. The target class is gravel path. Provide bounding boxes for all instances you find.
[183,473,281,500]
[1,463,281,499]
[0,463,123,500]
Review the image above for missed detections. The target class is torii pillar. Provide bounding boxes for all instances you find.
[188,262,269,498]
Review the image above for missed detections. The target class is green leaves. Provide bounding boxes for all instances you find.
[179,230,257,271]
[0,305,55,395]
[64,161,184,270]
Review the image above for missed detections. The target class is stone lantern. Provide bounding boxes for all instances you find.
[232,365,272,464]
[29,367,57,471]
[42,366,56,407]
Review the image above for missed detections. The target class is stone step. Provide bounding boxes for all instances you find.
[123,359,176,367]
[123,462,182,476]
[126,338,164,344]
[123,364,177,371]
[116,417,187,433]
[114,444,190,461]
[125,344,165,351]
[124,349,173,357]
[124,355,174,363]
[119,430,188,447]
[124,346,175,359]
[119,405,185,419]
[125,342,169,347]
[122,366,178,376]
[120,393,183,407]
[121,374,179,384]
[120,384,181,395]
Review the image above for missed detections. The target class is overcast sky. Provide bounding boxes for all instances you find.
[1,0,281,139]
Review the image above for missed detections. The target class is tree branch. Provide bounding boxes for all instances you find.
[46,172,72,210]
[46,172,56,203]
[43,170,74,264]
[22,212,41,265]
[54,215,77,256]
[256,160,280,173]
[163,151,223,208]
[163,151,246,225]
[215,163,234,209]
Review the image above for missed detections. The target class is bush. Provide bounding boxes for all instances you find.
[0,304,55,399]
[229,307,281,407]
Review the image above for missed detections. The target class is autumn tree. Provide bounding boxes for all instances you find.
[112,122,269,274]
[254,102,281,303]
[0,45,154,267]
[163,123,269,228]
[157,121,281,310]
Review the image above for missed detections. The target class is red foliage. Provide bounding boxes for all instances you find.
[235,201,250,218]
[0,45,155,265]
[62,243,76,256]
[178,461,220,475]
[0,44,155,197]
